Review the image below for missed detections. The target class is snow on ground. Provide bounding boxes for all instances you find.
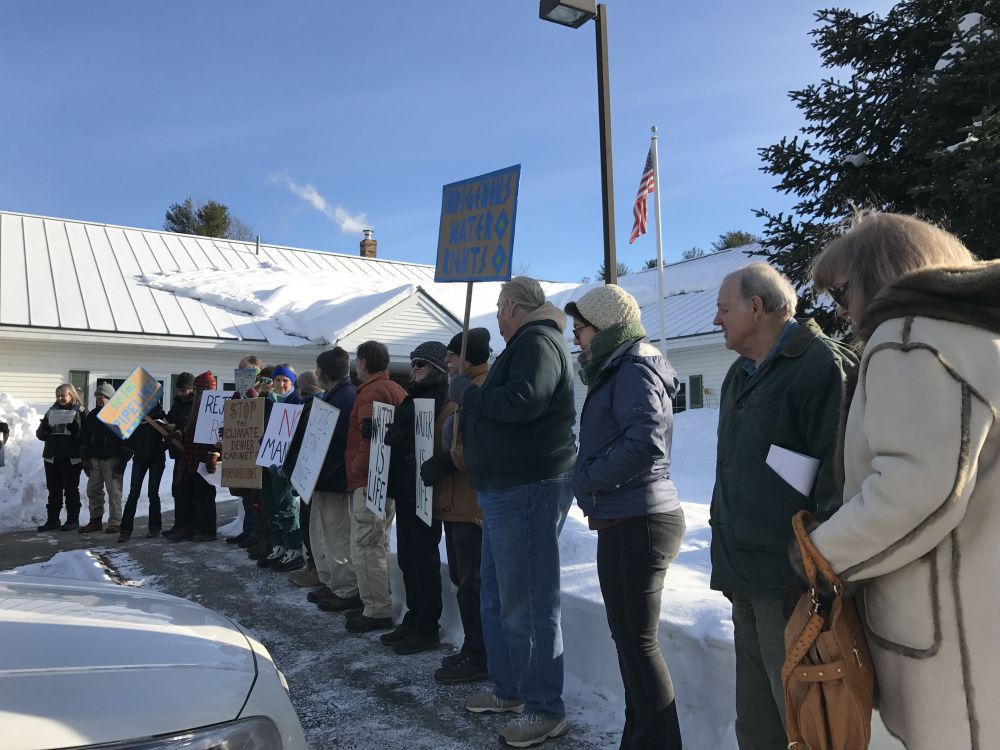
[6,549,113,583]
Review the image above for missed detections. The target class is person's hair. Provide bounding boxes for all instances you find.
[499,276,545,314]
[240,355,263,371]
[412,366,448,387]
[356,340,390,373]
[259,365,275,380]
[726,261,798,316]
[296,370,323,395]
[811,211,976,323]
[54,383,82,408]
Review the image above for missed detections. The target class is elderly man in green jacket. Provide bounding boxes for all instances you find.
[709,262,857,750]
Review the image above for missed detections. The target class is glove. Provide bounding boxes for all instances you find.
[268,463,284,477]
[448,374,474,406]
[67,420,80,436]
[360,417,373,440]
[420,453,456,487]
[112,460,128,477]
[82,462,92,478]
[383,421,403,447]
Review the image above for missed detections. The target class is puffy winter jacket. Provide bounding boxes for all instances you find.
[346,371,407,492]
[80,410,134,463]
[36,404,85,462]
[573,337,681,519]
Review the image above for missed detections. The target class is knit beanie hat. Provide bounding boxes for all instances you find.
[272,366,296,385]
[564,285,642,331]
[176,372,195,390]
[316,347,350,381]
[95,382,115,398]
[194,371,217,390]
[447,328,491,366]
[410,341,449,374]
[296,370,323,395]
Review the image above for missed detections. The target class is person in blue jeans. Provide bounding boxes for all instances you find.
[119,399,168,541]
[448,277,577,748]
[566,284,686,750]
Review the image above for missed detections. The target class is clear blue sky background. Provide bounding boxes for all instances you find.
[1,0,895,283]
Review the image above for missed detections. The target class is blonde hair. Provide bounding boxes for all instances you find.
[54,383,82,408]
[811,211,975,323]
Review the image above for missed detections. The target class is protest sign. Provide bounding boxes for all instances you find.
[221,397,265,489]
[143,415,183,451]
[435,164,520,283]
[0,443,4,468]
[46,409,76,435]
[414,398,435,527]
[97,366,163,439]
[193,390,233,444]
[290,399,340,503]
[256,403,304,468]
[234,369,257,398]
[366,401,395,519]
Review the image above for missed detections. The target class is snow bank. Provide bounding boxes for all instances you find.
[7,549,114,583]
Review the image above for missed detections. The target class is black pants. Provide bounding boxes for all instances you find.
[444,520,486,656]
[298,499,312,562]
[395,498,443,637]
[121,457,165,533]
[597,510,686,750]
[44,458,83,522]
[176,473,216,534]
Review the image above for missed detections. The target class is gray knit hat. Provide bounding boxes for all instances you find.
[176,372,195,390]
[410,341,449,374]
[564,285,641,331]
[95,382,115,398]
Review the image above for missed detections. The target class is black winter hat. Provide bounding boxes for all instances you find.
[316,347,350,381]
[410,341,449,374]
[447,328,491,366]
[176,372,195,390]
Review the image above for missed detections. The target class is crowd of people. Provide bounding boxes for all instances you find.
[16,210,1000,749]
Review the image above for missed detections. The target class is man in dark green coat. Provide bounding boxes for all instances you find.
[709,262,857,750]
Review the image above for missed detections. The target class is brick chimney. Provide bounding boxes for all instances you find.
[360,229,376,259]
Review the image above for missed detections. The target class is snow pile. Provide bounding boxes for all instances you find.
[7,549,113,583]
[0,393,51,531]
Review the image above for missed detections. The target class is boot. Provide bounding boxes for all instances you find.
[37,510,61,532]
[78,519,103,533]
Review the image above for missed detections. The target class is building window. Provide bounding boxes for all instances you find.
[689,374,704,409]
[673,382,687,414]
[69,370,89,405]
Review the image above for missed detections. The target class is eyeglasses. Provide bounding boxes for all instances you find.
[828,280,851,309]
[572,324,592,339]
[410,360,428,368]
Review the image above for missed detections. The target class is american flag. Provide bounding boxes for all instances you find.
[629,147,655,244]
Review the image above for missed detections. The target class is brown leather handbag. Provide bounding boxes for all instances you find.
[782,511,875,750]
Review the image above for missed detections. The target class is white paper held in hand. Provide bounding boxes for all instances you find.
[765,444,820,496]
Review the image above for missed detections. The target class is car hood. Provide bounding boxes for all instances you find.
[0,574,257,750]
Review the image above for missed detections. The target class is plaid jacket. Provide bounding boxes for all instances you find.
[176,426,214,480]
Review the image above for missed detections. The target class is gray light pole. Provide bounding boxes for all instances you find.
[540,0,618,285]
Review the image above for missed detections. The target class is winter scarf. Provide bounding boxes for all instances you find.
[579,320,646,385]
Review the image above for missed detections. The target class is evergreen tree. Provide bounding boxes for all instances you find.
[682,246,706,260]
[596,260,631,283]
[164,198,198,235]
[710,231,761,252]
[756,1,1000,330]
[163,196,251,240]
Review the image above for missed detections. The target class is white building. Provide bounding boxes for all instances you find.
[0,211,461,405]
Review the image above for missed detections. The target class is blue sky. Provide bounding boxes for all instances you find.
[1,0,895,283]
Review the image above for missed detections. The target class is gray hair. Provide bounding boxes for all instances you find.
[726,262,798,316]
[499,276,545,313]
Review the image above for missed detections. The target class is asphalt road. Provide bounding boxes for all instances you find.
[1,500,618,749]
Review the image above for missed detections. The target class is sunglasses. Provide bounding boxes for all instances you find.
[828,280,851,309]
[410,360,428,368]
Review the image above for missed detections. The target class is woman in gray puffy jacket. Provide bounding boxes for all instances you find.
[565,285,685,750]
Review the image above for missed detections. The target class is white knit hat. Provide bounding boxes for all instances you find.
[564,285,641,331]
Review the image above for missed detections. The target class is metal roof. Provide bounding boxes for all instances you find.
[0,210,440,345]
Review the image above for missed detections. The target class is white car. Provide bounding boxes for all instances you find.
[0,573,307,750]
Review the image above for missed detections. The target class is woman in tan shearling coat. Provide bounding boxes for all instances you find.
[809,212,1000,750]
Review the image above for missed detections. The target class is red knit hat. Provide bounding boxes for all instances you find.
[194,371,216,390]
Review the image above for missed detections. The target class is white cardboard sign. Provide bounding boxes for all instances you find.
[765,444,821,497]
[234,369,257,398]
[290,399,340,504]
[256,403,304,468]
[46,408,76,434]
[366,401,395,519]
[193,390,234,444]
[414,398,435,527]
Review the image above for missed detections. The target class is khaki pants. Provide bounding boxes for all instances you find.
[350,488,395,618]
[86,457,123,525]
[311,491,358,599]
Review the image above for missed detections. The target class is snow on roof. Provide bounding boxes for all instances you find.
[0,210,448,347]
[549,245,759,344]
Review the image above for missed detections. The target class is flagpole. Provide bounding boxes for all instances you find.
[650,126,667,358]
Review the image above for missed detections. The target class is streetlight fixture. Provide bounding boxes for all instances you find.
[539,0,618,285]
